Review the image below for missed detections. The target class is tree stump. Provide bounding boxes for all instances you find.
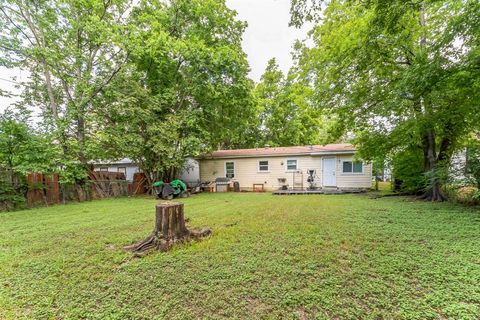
[124,202,212,255]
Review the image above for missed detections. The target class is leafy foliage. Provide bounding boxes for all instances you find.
[0,111,57,173]
[465,146,480,189]
[293,0,480,200]
[391,148,426,193]
[0,0,131,172]
[0,172,26,211]
[0,110,58,210]
[1,0,259,182]
[253,58,328,147]
[95,0,256,183]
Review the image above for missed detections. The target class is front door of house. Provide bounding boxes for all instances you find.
[322,157,337,187]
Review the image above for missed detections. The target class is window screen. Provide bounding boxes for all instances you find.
[342,161,352,173]
[286,159,297,170]
[225,162,235,178]
[343,161,363,173]
[353,162,363,173]
[258,160,269,171]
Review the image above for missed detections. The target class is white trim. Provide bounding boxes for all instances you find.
[322,157,337,187]
[224,161,235,178]
[341,160,364,174]
[285,158,299,172]
[257,160,270,173]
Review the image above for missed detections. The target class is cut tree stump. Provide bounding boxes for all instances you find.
[124,202,212,255]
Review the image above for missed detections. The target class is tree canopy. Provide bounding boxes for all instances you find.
[253,58,330,147]
[0,0,131,182]
[291,0,480,200]
[0,0,258,183]
[1,0,479,202]
[90,0,257,182]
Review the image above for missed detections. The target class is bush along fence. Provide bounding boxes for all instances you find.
[0,171,148,211]
[0,169,27,211]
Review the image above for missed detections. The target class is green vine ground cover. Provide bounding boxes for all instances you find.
[0,193,479,319]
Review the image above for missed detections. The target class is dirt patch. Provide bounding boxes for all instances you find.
[247,297,271,315]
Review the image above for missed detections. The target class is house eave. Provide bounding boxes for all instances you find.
[196,150,356,160]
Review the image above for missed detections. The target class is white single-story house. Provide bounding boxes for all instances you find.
[196,144,372,191]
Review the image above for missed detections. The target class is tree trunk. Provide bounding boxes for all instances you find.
[124,202,212,255]
[419,129,447,201]
[77,112,87,165]
[42,65,59,118]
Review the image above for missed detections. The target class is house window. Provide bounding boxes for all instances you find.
[342,161,363,173]
[286,159,298,171]
[100,167,108,172]
[258,160,269,172]
[225,161,235,178]
[117,167,127,176]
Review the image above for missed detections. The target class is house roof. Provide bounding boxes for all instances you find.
[91,158,135,165]
[198,144,356,159]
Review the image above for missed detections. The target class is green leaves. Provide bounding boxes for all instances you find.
[0,111,59,175]
[94,0,255,180]
[294,0,480,195]
[253,58,328,147]
[0,0,131,174]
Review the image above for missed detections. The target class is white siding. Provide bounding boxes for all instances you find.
[94,164,139,181]
[336,155,372,189]
[179,159,200,186]
[199,154,372,191]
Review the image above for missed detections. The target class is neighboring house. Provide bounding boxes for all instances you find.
[450,148,467,184]
[93,158,200,184]
[179,158,200,186]
[196,144,372,191]
[93,158,139,182]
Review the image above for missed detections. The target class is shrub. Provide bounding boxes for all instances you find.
[445,186,480,206]
[392,148,426,193]
[472,189,480,202]
[0,172,27,211]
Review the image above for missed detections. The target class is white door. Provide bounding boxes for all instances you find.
[322,157,337,187]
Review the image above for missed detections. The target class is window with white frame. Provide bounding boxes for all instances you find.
[342,161,363,173]
[225,161,235,178]
[258,160,269,172]
[100,167,108,172]
[286,159,298,171]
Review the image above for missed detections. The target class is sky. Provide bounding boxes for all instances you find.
[226,0,310,81]
[0,0,310,112]
[0,67,24,113]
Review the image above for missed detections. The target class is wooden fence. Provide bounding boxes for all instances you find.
[26,173,60,206]
[0,170,149,211]
[129,172,147,195]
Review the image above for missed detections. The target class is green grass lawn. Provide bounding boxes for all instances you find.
[1,193,479,319]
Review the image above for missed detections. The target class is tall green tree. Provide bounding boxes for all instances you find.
[94,0,256,184]
[254,58,328,147]
[0,0,131,178]
[292,0,480,201]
